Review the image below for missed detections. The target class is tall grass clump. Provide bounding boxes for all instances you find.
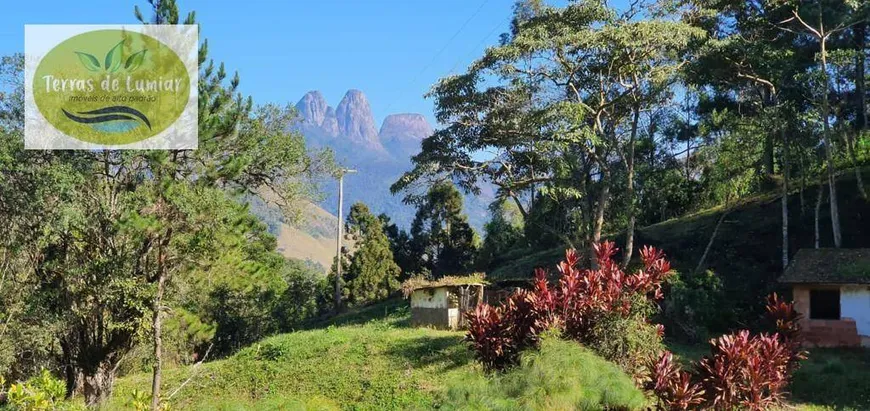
[440,333,647,411]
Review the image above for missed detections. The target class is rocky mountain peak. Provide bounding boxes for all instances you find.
[379,113,433,159]
[295,90,329,126]
[380,113,433,143]
[335,89,384,151]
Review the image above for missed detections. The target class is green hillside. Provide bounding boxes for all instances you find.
[110,301,474,410]
[490,170,870,327]
[104,173,870,411]
[104,297,868,410]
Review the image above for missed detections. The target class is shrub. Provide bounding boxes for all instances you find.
[586,296,664,379]
[2,370,84,411]
[442,333,647,410]
[647,294,806,410]
[697,330,792,410]
[661,269,726,342]
[645,352,705,411]
[764,293,807,370]
[465,241,672,373]
[464,289,551,371]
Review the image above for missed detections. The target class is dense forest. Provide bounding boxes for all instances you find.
[1,0,869,409]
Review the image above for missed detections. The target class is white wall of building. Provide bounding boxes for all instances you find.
[841,286,870,337]
[411,288,449,309]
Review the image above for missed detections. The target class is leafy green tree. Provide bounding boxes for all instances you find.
[395,0,701,263]
[478,199,524,270]
[339,203,400,305]
[409,181,478,277]
[0,1,332,405]
[379,213,417,280]
[0,54,60,385]
[773,0,867,248]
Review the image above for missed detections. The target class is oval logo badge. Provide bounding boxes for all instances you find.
[33,29,191,145]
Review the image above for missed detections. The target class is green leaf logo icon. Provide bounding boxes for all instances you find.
[74,52,101,72]
[124,49,147,72]
[104,41,124,73]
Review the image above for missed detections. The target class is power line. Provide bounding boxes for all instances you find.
[382,0,492,115]
[447,19,503,76]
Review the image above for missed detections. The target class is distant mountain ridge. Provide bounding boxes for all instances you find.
[295,89,432,160]
[292,89,489,229]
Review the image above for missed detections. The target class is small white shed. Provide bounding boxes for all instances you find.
[402,275,486,330]
[780,248,870,347]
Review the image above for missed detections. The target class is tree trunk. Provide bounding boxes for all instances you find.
[856,22,867,131]
[150,269,166,410]
[781,126,789,270]
[61,342,83,399]
[820,40,843,248]
[82,360,117,406]
[815,182,825,249]
[694,210,728,275]
[151,225,172,411]
[592,167,610,267]
[799,151,807,216]
[845,131,868,199]
[763,132,775,177]
[622,103,640,268]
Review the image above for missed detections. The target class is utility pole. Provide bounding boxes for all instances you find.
[334,168,357,312]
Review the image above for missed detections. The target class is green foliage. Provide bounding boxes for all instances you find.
[409,181,479,277]
[109,310,474,410]
[394,0,704,250]
[2,370,83,411]
[125,389,172,411]
[790,348,870,410]
[440,334,647,411]
[0,0,333,403]
[478,199,524,270]
[379,214,417,280]
[329,202,401,307]
[661,270,726,342]
[585,297,664,378]
[199,257,326,356]
[118,309,215,376]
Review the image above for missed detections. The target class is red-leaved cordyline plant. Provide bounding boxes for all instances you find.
[647,294,806,410]
[698,330,792,410]
[646,352,705,410]
[766,293,807,371]
[464,241,672,371]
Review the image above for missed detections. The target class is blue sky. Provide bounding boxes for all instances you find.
[2,0,518,126]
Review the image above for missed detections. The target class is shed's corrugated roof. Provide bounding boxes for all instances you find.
[779,249,870,284]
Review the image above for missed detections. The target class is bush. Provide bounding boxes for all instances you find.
[645,352,705,411]
[647,295,806,410]
[465,241,672,373]
[661,269,726,342]
[2,370,84,411]
[764,293,807,370]
[697,330,791,410]
[441,333,647,410]
[117,308,215,376]
[585,296,664,379]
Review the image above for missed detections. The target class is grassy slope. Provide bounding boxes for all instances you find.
[111,300,475,410]
[109,298,870,410]
[107,172,870,410]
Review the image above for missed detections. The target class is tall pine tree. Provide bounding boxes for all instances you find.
[333,203,401,306]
